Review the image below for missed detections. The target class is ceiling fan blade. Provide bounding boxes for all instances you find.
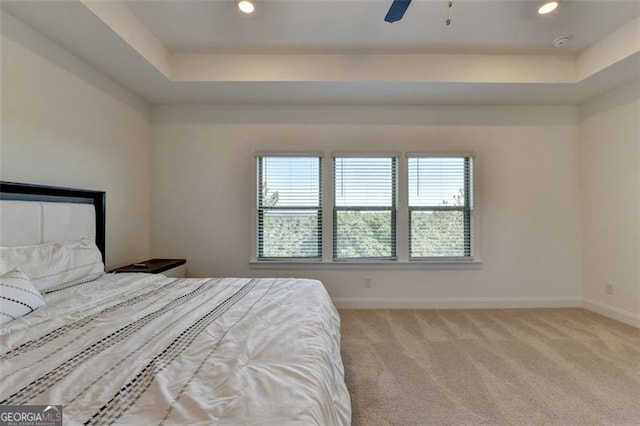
[384,0,412,23]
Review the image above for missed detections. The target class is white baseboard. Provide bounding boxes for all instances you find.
[333,296,582,310]
[583,299,640,329]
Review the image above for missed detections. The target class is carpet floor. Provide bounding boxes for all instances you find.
[339,308,640,426]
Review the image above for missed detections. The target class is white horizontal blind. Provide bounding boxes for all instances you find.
[257,156,322,259]
[408,156,473,258]
[333,157,397,260]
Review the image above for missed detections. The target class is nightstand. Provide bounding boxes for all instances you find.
[111,259,186,278]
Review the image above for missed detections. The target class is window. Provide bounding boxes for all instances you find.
[333,157,397,260]
[408,156,473,259]
[253,152,478,267]
[257,156,322,259]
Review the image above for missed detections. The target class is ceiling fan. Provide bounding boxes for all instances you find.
[385,0,454,25]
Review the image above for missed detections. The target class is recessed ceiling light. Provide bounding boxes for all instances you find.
[538,0,559,15]
[237,0,255,14]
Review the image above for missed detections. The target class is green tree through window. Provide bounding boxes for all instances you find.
[409,157,473,258]
[333,157,397,260]
[256,155,474,261]
[257,156,321,259]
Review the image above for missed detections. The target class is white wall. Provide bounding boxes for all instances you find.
[579,79,640,327]
[151,105,583,308]
[0,12,151,269]
[2,9,637,319]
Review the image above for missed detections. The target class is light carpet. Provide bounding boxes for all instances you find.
[340,308,640,425]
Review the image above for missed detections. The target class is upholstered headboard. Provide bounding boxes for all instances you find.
[0,181,106,262]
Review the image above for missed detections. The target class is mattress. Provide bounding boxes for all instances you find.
[0,274,351,425]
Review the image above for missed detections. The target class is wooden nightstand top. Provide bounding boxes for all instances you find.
[111,258,186,274]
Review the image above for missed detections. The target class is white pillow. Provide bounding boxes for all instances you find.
[0,235,105,293]
[0,268,45,324]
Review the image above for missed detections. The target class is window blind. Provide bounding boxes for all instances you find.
[408,156,473,258]
[333,157,397,260]
[257,156,322,259]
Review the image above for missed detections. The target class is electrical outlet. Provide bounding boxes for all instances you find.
[605,283,614,295]
[364,276,372,288]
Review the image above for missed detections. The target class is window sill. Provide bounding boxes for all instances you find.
[249,259,482,270]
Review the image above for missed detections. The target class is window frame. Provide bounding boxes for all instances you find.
[255,154,323,261]
[251,151,480,269]
[407,155,474,260]
[332,156,398,261]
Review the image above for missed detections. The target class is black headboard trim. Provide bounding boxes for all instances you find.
[0,181,106,263]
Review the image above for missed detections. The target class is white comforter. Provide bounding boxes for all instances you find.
[0,274,351,425]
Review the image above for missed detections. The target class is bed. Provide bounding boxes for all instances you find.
[0,181,351,425]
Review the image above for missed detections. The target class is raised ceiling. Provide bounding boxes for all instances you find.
[124,0,638,55]
[1,0,639,105]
